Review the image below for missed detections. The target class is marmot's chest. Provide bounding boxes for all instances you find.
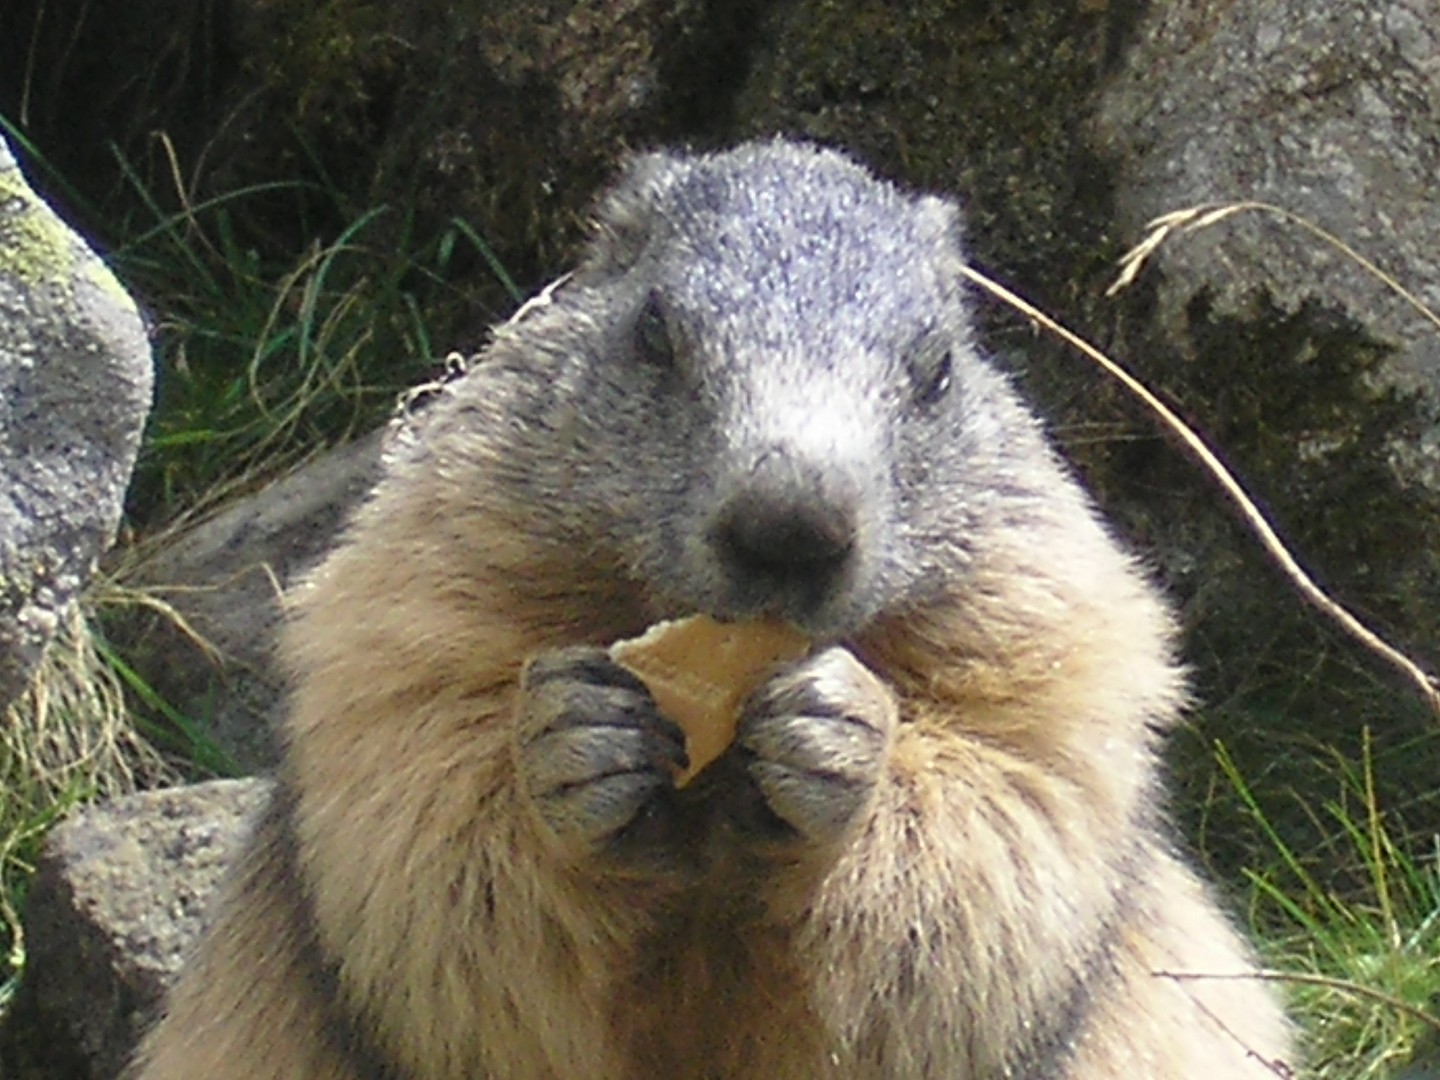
[611,914,830,1079]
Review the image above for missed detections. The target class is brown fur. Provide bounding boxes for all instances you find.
[130,142,1292,1079]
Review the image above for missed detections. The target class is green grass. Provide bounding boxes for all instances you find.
[1223,732,1440,1077]
[107,150,516,529]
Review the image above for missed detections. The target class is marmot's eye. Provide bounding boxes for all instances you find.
[634,292,675,368]
[913,347,953,408]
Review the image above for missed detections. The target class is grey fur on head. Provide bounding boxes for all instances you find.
[411,139,1097,639]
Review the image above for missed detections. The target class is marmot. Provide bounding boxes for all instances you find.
[129,140,1293,1079]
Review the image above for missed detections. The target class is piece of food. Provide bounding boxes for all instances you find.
[610,615,810,786]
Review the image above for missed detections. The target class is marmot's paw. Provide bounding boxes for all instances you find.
[734,647,898,847]
[516,647,688,862]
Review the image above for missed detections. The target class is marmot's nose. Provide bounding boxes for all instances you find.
[711,451,859,588]
[715,487,856,575]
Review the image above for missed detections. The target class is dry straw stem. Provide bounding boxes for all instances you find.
[1109,201,1440,341]
[1156,968,1440,1037]
[1149,970,1299,1079]
[93,579,227,667]
[956,237,1440,719]
[1,606,157,797]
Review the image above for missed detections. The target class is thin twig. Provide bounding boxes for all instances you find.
[1155,968,1440,1035]
[1148,969,1298,1078]
[956,262,1440,718]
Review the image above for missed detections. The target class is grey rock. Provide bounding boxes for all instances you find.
[1094,0,1440,484]
[5,779,271,1080]
[115,432,384,772]
[0,135,153,708]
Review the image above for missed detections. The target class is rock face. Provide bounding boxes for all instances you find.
[1087,0,1440,840]
[0,135,153,709]
[1094,0,1440,481]
[1,780,271,1080]
[117,432,385,772]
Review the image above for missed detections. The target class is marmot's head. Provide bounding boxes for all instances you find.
[446,141,1092,640]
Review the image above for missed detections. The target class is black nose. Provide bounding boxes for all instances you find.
[711,453,859,603]
[716,487,856,575]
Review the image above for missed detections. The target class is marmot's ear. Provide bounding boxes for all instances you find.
[914,193,966,251]
[583,151,690,276]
